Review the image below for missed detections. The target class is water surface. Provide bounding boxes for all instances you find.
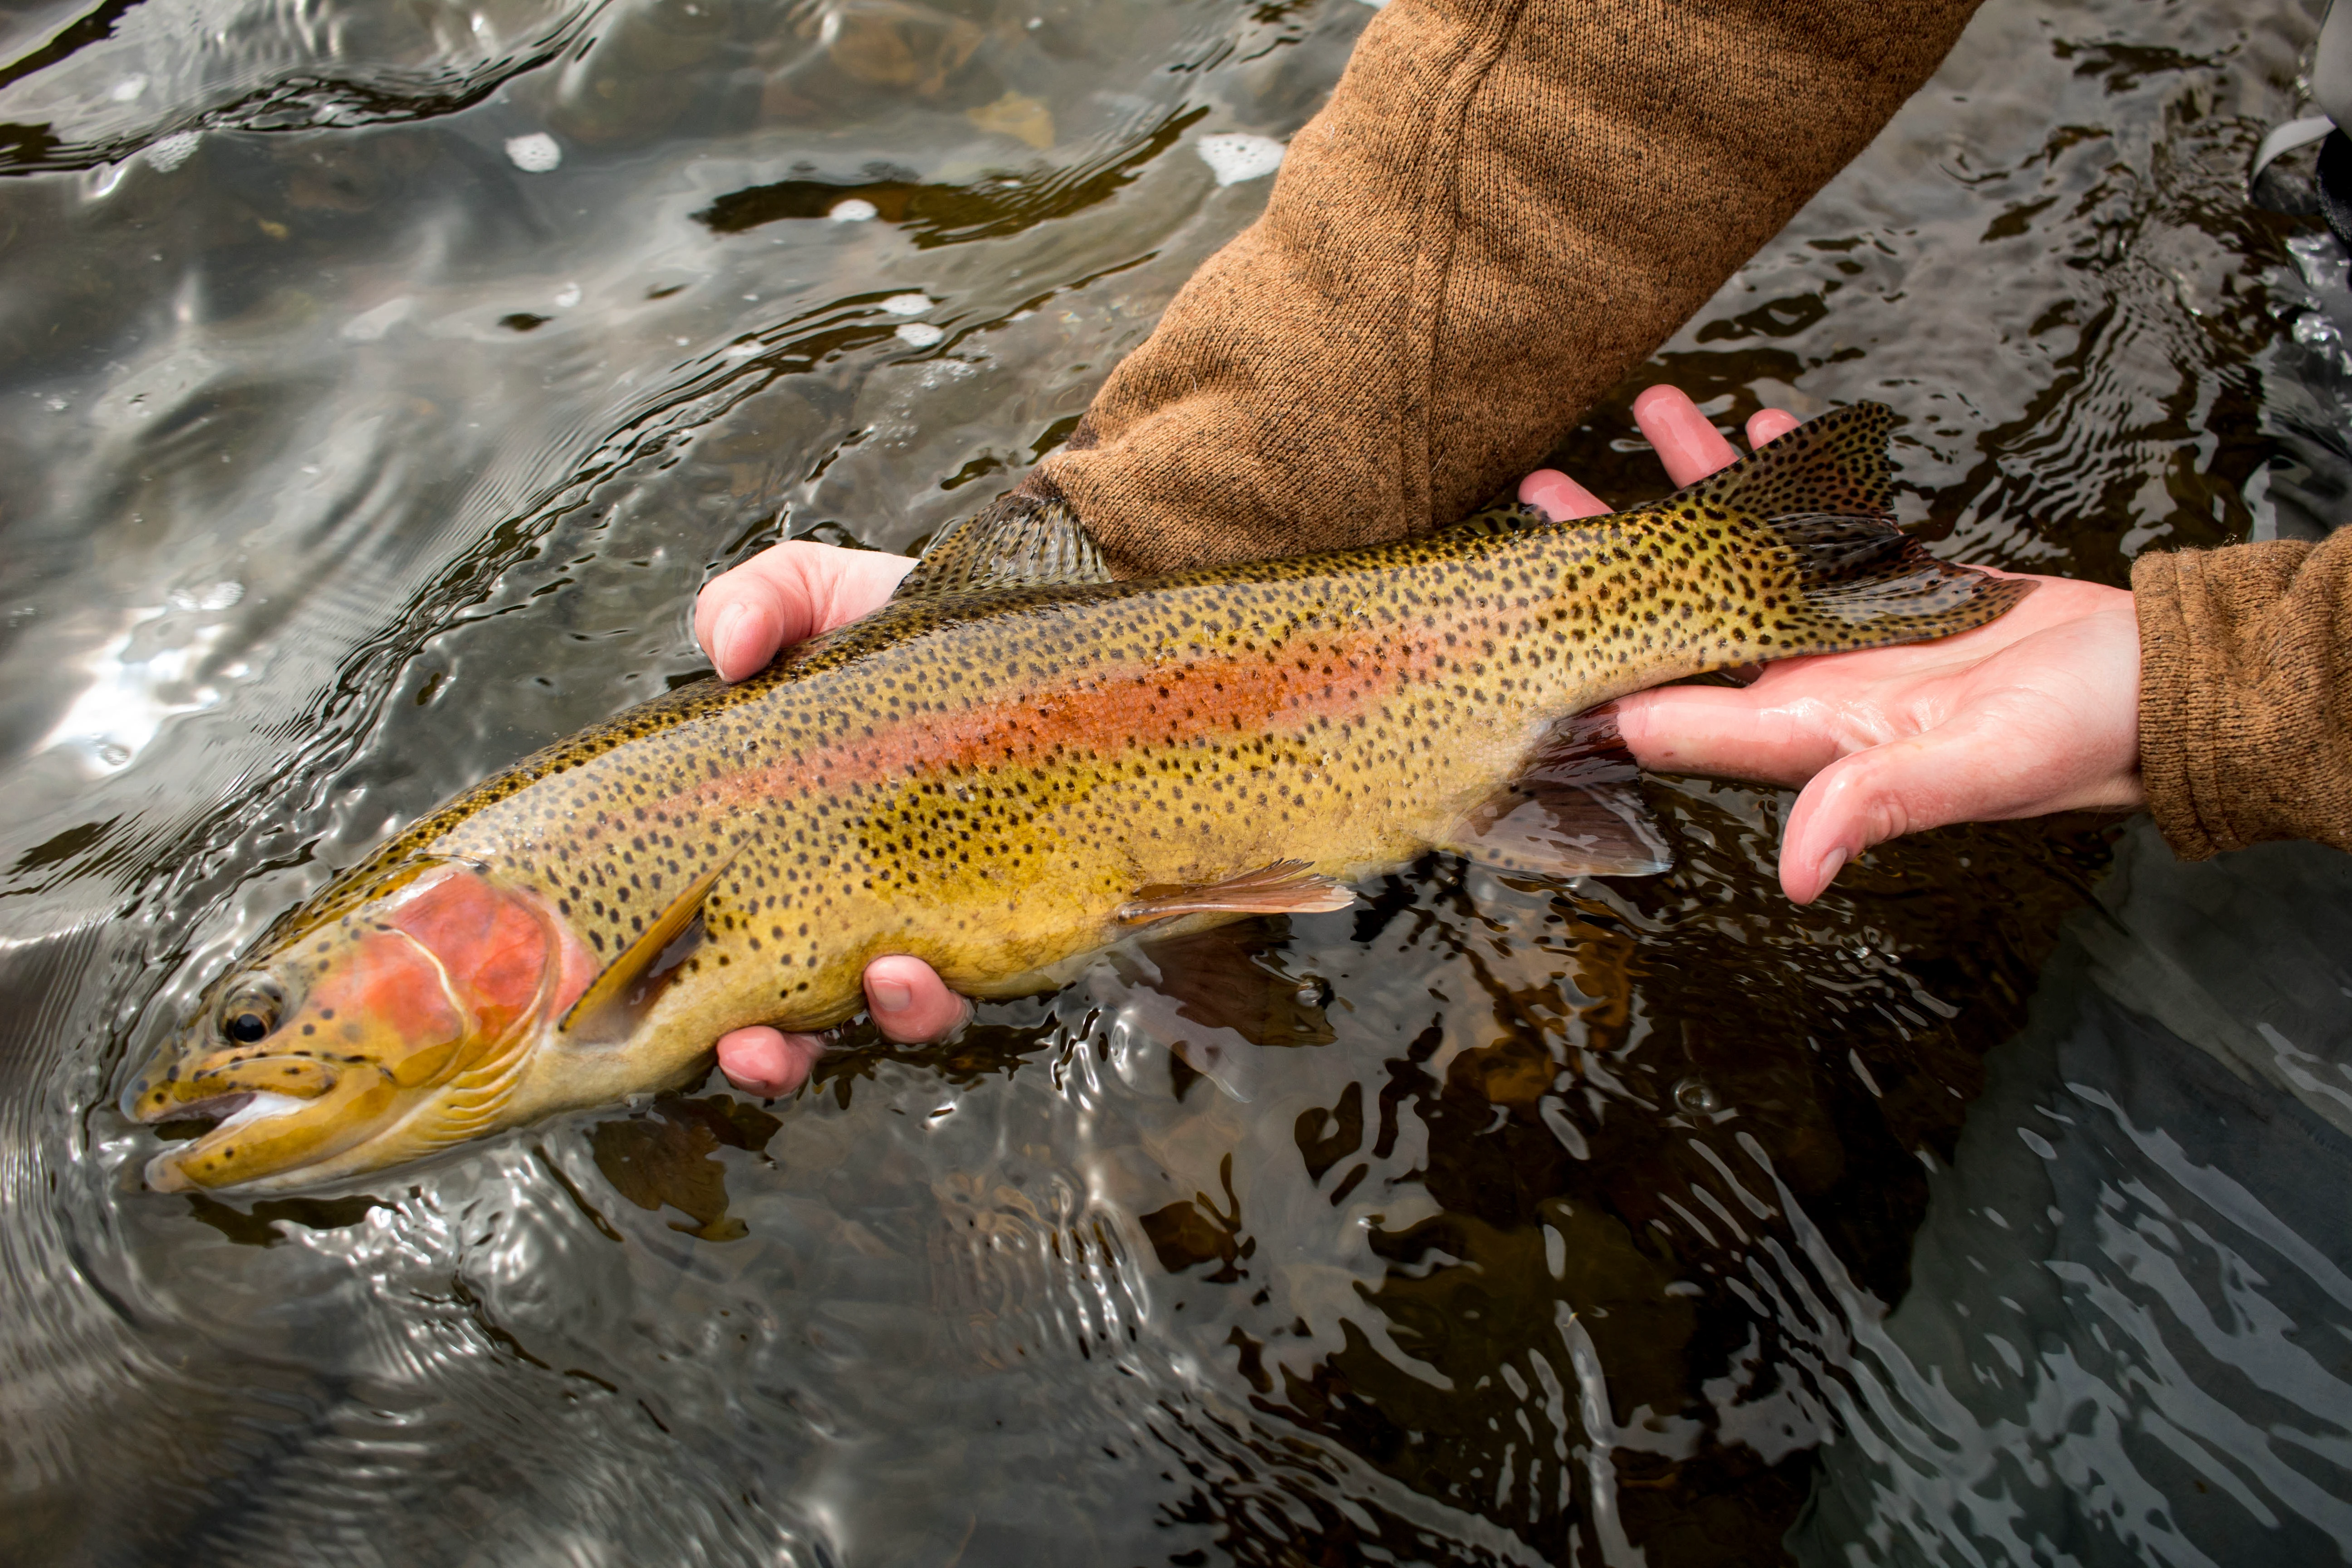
[5,0,2349,1563]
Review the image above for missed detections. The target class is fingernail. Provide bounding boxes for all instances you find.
[711,602,749,677]
[1816,847,1847,890]
[870,978,912,1014]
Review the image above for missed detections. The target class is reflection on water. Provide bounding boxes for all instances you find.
[1803,825,2352,1565]
[1,0,2347,1563]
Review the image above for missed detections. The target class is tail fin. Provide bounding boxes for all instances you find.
[1642,402,2034,652]
[1665,401,1899,521]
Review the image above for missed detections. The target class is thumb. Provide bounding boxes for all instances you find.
[1778,741,1928,903]
[1778,719,2014,902]
[696,563,813,683]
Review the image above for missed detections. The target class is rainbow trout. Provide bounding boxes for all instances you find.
[127,405,2028,1192]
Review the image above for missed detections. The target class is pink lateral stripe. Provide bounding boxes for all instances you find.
[734,627,1429,803]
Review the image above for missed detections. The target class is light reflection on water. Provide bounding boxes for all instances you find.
[3,0,2350,1563]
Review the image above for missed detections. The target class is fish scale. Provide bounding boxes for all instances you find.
[127,402,2033,1192]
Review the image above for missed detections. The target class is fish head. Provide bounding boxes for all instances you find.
[128,860,594,1193]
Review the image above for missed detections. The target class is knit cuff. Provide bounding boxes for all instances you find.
[2131,550,2218,859]
[2132,539,2350,861]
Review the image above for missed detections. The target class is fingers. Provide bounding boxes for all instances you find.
[1518,388,1796,525]
[1777,720,2038,903]
[1612,680,1849,787]
[1747,407,1801,448]
[1775,710,2141,905]
[716,1025,826,1097]
[695,542,821,683]
[863,954,969,1044]
[1775,742,1929,903]
[713,955,966,1096]
[1633,386,1741,487]
[695,541,916,682]
[1517,469,1612,521]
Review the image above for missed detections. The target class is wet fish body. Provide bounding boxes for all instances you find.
[128,405,2029,1191]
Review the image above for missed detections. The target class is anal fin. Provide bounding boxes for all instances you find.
[559,854,734,1040]
[1442,782,1673,880]
[1117,860,1356,925]
[1435,706,1674,880]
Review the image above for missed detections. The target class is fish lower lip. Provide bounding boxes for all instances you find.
[142,1090,327,1193]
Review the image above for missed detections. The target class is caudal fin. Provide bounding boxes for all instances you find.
[1640,402,2034,652]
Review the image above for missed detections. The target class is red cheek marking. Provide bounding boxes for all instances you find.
[546,924,600,1021]
[465,898,548,1025]
[386,868,554,1034]
[489,881,598,1023]
[317,932,464,1048]
[387,871,501,951]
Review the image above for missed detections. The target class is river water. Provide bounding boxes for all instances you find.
[4,0,2348,1563]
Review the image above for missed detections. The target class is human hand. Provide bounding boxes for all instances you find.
[1519,386,2143,905]
[693,538,918,682]
[693,541,968,1095]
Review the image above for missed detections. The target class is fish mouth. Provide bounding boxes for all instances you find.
[132,1056,384,1194]
[141,1092,320,1193]
[148,1088,265,1129]
[128,1051,342,1122]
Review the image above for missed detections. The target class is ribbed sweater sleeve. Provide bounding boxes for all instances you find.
[2133,531,2352,858]
[1003,0,1986,575]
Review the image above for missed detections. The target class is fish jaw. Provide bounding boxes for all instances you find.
[139,1062,403,1193]
[129,861,596,1193]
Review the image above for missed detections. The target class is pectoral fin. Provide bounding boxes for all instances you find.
[1117,860,1357,925]
[559,856,734,1040]
[1435,706,1674,880]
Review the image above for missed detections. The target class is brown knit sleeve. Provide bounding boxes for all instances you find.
[992,0,1986,576]
[2133,531,2352,859]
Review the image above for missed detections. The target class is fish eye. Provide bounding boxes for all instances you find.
[218,979,284,1044]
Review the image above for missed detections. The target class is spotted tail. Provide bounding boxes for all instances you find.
[1645,402,2034,652]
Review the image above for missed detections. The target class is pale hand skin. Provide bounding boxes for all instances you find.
[694,385,2145,1094]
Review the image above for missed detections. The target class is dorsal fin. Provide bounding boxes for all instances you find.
[1441,500,1552,539]
[1651,402,1897,522]
[559,854,734,1040]
[892,494,1114,600]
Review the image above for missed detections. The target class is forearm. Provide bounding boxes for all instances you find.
[1020,0,1986,575]
[2134,529,2352,858]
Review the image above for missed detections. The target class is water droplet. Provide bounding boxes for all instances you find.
[505,133,562,173]
[1673,1077,1720,1116]
[1196,132,1285,186]
[828,198,878,222]
[894,322,944,348]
